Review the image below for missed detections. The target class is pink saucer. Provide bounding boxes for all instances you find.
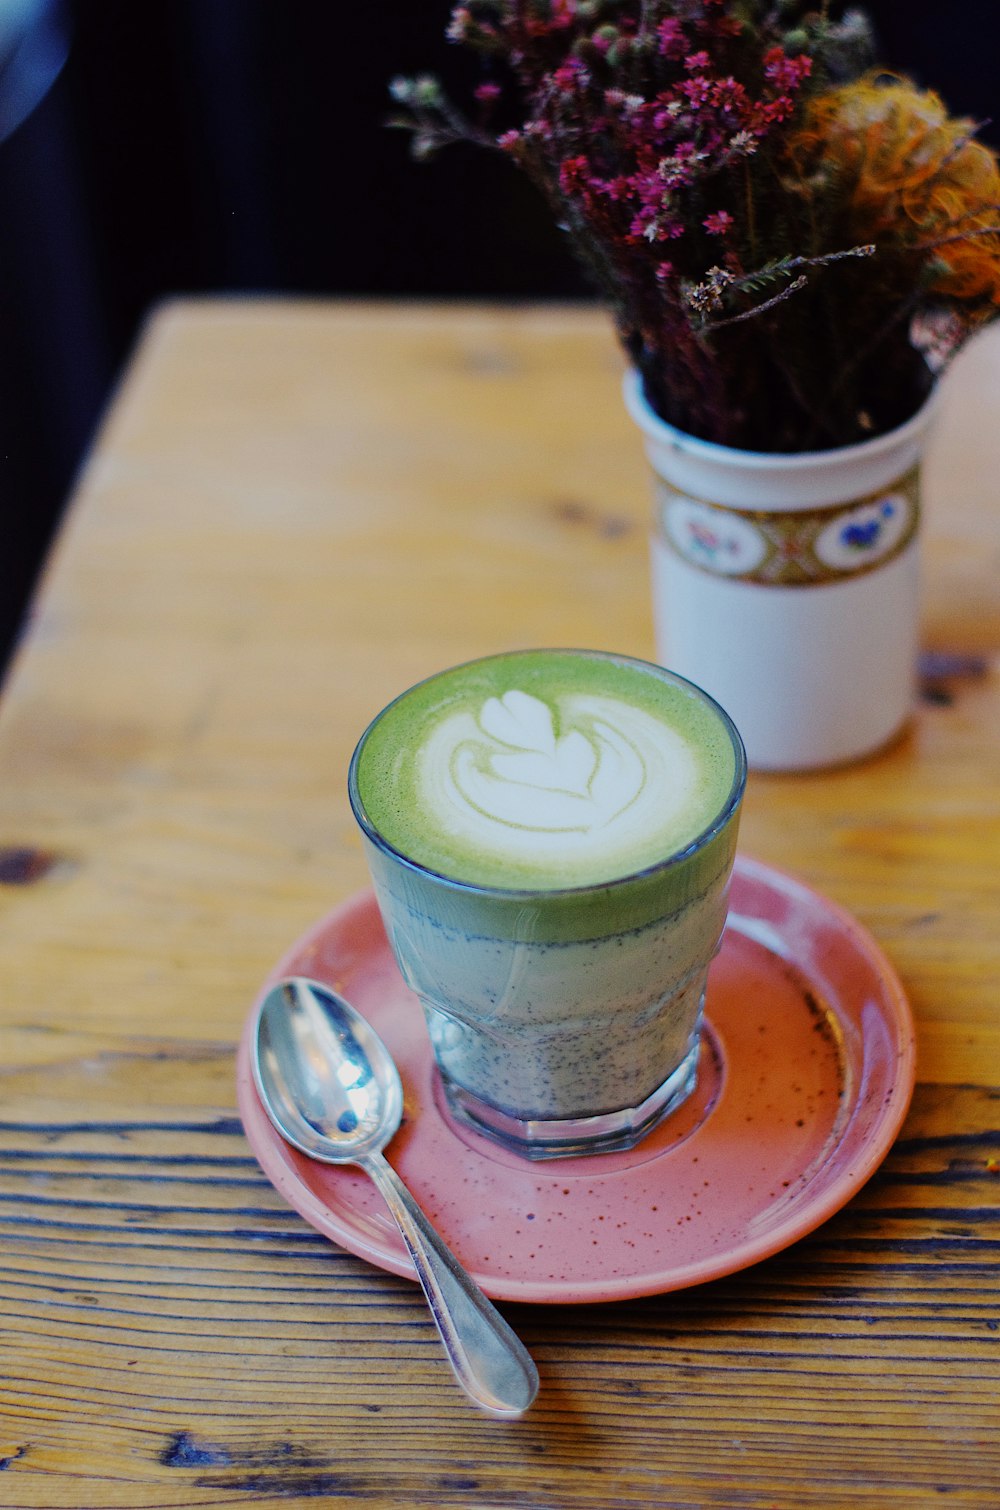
[236,855,915,1305]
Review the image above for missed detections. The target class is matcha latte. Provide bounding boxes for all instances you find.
[349,650,746,1159]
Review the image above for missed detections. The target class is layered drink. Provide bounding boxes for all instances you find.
[349,649,745,1158]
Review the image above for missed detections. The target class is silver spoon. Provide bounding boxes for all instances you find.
[251,975,539,1416]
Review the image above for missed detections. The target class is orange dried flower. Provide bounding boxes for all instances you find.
[786,76,1000,315]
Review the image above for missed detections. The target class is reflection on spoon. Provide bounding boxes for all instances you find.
[251,976,539,1416]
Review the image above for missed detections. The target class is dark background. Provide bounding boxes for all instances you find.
[1,0,996,677]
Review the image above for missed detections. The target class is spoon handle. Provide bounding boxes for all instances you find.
[363,1151,539,1415]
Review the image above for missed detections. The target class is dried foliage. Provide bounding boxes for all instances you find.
[391,1,1000,450]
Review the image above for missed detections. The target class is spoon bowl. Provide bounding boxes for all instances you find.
[251,976,539,1416]
[255,978,402,1162]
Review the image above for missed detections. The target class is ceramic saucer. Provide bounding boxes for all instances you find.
[236,854,915,1304]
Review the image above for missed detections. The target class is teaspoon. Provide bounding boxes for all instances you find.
[251,976,539,1416]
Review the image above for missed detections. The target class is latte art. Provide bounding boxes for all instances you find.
[352,650,740,890]
[475,690,609,818]
[421,688,697,878]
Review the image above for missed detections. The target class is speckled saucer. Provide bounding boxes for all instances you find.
[236,855,915,1305]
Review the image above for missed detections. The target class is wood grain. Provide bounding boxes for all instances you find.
[0,301,997,1507]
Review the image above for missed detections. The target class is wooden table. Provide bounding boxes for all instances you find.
[1,300,997,1508]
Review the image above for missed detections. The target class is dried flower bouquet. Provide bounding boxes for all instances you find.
[391,1,1000,451]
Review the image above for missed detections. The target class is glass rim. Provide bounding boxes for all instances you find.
[347,648,747,903]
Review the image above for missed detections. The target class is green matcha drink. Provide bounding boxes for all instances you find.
[349,649,745,1159]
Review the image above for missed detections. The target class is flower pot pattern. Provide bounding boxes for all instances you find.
[656,466,919,587]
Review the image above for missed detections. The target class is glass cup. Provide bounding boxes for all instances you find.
[348,651,746,1161]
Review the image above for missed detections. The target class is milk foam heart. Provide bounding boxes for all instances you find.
[420,687,698,878]
[352,651,739,890]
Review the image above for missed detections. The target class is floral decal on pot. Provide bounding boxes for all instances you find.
[814,494,913,573]
[657,468,918,586]
[660,498,769,577]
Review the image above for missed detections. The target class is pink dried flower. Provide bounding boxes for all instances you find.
[703,209,734,235]
[679,74,713,108]
[559,154,592,194]
[552,59,587,91]
[657,18,687,60]
[763,46,813,93]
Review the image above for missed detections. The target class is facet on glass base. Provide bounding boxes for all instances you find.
[438,1032,701,1161]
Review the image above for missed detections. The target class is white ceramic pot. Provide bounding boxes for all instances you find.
[624,372,939,770]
